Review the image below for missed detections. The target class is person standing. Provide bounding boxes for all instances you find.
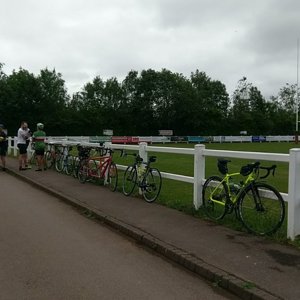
[17,121,31,170]
[0,124,8,171]
[32,123,46,171]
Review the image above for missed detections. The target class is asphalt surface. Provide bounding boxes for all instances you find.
[0,173,235,300]
[4,156,300,299]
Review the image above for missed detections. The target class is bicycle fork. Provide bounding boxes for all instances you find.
[250,184,265,212]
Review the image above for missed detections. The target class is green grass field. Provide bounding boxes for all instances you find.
[113,142,300,245]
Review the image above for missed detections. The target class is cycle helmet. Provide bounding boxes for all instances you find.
[37,123,44,130]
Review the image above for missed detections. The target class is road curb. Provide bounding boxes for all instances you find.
[7,168,282,300]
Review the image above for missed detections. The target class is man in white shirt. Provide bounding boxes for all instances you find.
[17,121,31,170]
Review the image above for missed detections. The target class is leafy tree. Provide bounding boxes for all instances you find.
[248,86,270,134]
[2,68,41,135]
[68,76,106,135]
[277,83,297,112]
[121,70,156,135]
[231,77,256,134]
[267,84,297,134]
[3,62,299,137]
[190,70,230,135]
[0,63,8,126]
[36,68,70,135]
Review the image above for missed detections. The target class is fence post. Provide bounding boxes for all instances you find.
[138,142,148,195]
[287,148,300,240]
[139,142,148,162]
[194,144,205,209]
[13,137,18,157]
[8,137,12,156]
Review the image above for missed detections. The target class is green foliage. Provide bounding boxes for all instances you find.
[0,63,298,136]
[0,66,69,135]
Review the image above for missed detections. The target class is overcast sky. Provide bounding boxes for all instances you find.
[1,0,300,98]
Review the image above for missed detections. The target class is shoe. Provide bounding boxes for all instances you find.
[19,167,26,171]
[35,169,42,172]
[25,165,32,169]
[2,167,6,171]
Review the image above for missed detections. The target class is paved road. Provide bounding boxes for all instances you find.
[0,172,237,299]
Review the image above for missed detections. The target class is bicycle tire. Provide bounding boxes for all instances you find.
[78,164,88,183]
[72,156,80,178]
[238,182,285,235]
[55,154,64,172]
[89,159,100,181]
[45,151,54,169]
[202,176,228,220]
[122,165,137,196]
[107,162,118,192]
[142,168,162,203]
[65,155,74,175]
[29,151,36,166]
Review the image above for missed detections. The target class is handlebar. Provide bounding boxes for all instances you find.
[76,146,117,157]
[121,151,156,164]
[240,161,276,179]
[259,164,276,179]
[218,158,277,179]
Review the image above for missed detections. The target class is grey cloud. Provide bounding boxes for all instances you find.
[1,0,299,97]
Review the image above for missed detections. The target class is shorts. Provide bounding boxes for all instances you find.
[17,143,28,155]
[0,145,7,156]
[35,149,45,156]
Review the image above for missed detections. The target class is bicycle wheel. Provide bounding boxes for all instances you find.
[142,168,162,203]
[122,166,137,196]
[202,176,228,220]
[78,164,88,183]
[45,151,54,169]
[72,156,80,178]
[107,162,118,191]
[29,152,36,166]
[55,154,64,172]
[65,155,74,175]
[238,182,285,235]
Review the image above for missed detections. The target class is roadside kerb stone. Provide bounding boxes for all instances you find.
[7,167,282,300]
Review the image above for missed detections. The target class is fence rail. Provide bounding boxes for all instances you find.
[107,142,299,240]
[7,137,300,240]
[13,135,295,144]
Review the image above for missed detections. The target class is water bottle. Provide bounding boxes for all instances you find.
[137,164,145,179]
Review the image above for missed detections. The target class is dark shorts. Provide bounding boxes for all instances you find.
[17,143,28,155]
[35,149,45,156]
[0,145,7,156]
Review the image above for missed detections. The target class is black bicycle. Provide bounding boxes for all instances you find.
[122,153,162,202]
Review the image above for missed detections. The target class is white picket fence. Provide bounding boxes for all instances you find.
[7,137,300,240]
[108,142,300,240]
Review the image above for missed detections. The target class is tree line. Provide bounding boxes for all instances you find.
[0,63,297,137]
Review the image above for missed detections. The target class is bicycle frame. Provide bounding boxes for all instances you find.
[55,145,73,172]
[209,171,256,206]
[47,143,63,162]
[87,155,113,180]
[203,160,284,235]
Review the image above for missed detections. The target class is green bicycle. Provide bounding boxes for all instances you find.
[202,159,285,235]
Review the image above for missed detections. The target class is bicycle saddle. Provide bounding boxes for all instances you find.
[217,158,231,175]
